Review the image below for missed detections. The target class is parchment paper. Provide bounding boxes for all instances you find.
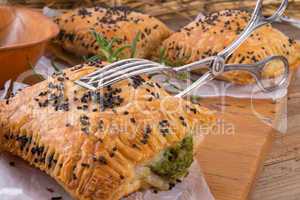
[0,153,213,200]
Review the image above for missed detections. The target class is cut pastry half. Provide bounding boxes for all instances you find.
[0,61,216,200]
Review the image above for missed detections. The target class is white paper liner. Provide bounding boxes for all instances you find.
[0,153,214,200]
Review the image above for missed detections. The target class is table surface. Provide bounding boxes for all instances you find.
[250,25,300,200]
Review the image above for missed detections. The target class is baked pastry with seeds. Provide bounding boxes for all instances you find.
[162,9,300,84]
[0,61,216,200]
[53,7,172,59]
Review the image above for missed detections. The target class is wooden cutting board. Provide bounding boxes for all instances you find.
[196,96,281,200]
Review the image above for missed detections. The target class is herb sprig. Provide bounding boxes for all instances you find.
[88,30,141,63]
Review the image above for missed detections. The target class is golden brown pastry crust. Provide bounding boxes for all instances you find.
[53,7,172,59]
[162,9,300,84]
[0,61,215,200]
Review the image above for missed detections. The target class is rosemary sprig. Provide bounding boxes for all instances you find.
[88,30,141,63]
[130,31,141,58]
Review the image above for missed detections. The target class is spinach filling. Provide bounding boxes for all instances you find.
[150,135,194,180]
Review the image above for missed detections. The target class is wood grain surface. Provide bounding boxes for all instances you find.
[197,95,279,200]
[249,25,300,200]
[250,70,300,200]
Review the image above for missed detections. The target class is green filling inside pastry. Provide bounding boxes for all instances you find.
[150,135,194,180]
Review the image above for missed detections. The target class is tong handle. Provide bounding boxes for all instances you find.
[224,55,289,92]
[279,16,300,29]
[218,0,288,60]
[175,72,215,98]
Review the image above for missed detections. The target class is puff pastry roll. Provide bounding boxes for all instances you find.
[0,61,216,200]
[162,9,300,84]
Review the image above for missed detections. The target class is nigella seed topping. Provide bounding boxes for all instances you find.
[98,156,108,165]
[46,188,54,193]
[179,116,187,127]
[38,91,48,96]
[9,161,15,167]
[80,115,90,126]
[81,127,89,135]
[130,118,136,123]
[130,76,145,89]
[51,196,62,200]
[145,125,152,134]
[123,111,129,115]
[81,163,90,168]
[57,77,64,82]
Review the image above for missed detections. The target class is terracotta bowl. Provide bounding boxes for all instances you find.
[0,6,59,86]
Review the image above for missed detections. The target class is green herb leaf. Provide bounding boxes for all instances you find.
[88,30,142,62]
[159,47,167,64]
[112,44,131,59]
[130,31,141,58]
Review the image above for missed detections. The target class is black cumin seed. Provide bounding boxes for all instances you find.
[81,163,90,168]
[130,118,136,123]
[169,182,176,190]
[81,127,89,135]
[51,196,62,200]
[9,161,15,167]
[98,156,108,165]
[123,111,129,115]
[46,187,54,193]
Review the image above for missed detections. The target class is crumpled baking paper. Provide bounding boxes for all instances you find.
[0,152,213,200]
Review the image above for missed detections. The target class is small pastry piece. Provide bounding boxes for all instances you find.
[53,7,172,59]
[0,61,216,200]
[162,9,300,84]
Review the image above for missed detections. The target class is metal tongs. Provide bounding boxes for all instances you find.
[76,0,290,98]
